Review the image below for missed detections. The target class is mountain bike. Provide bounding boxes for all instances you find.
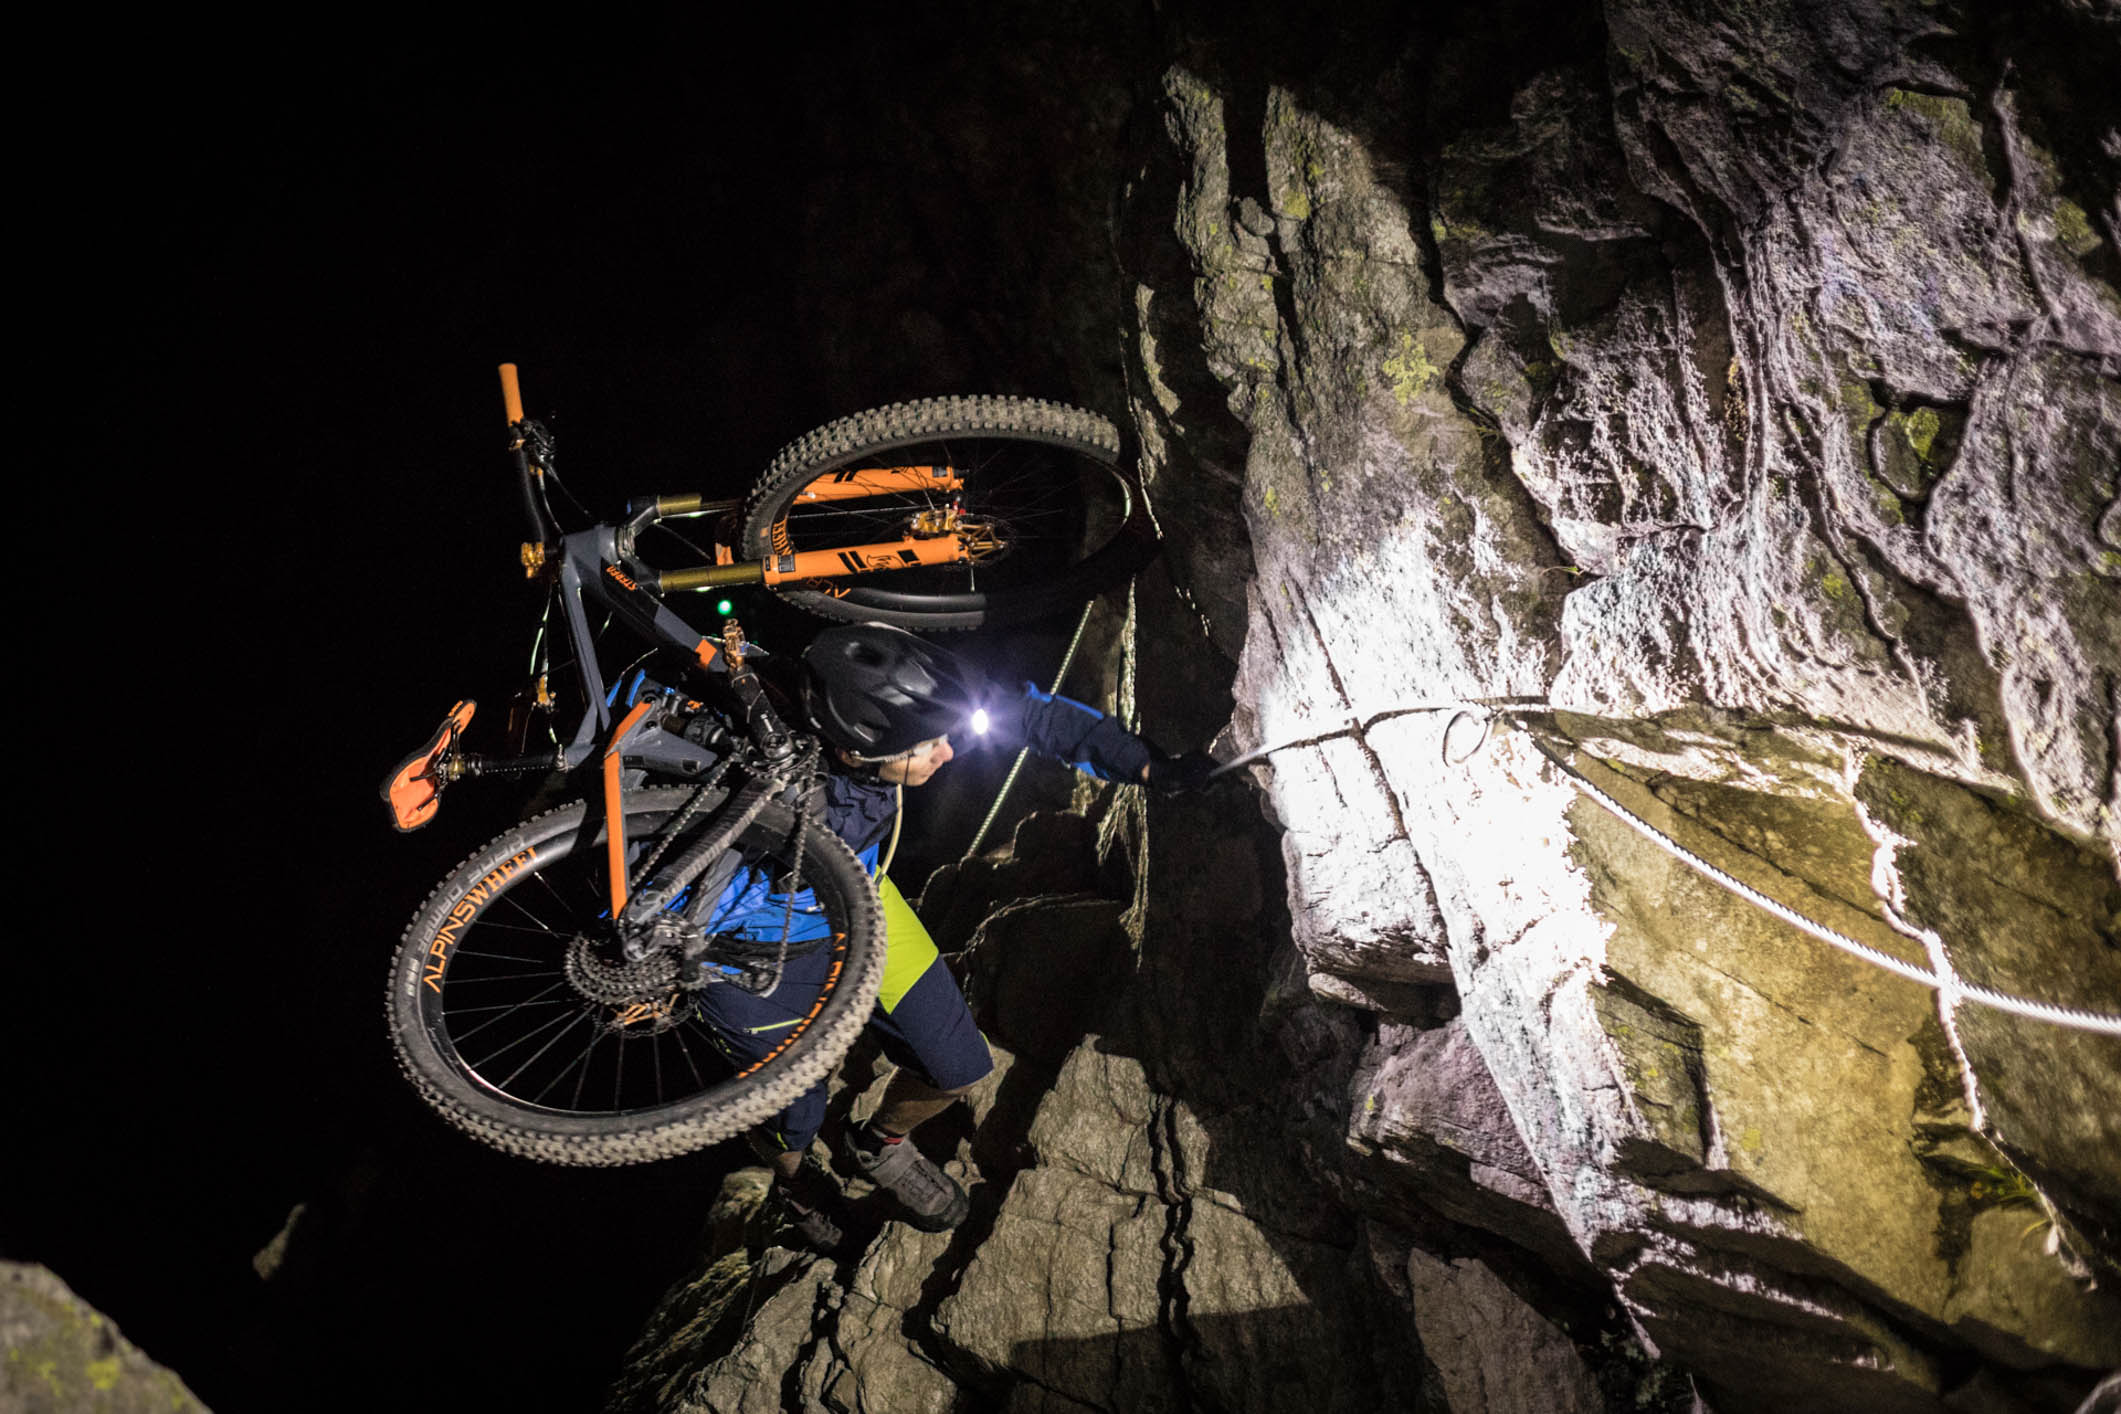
[381,366,1151,1165]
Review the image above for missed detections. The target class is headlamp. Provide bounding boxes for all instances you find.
[970,707,991,737]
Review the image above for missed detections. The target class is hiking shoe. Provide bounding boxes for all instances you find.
[766,1151,850,1254]
[767,1182,847,1253]
[776,1193,845,1253]
[839,1127,970,1232]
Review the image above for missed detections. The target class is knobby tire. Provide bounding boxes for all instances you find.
[386,786,883,1166]
[739,394,1156,630]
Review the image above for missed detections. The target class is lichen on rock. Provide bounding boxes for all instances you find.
[611,2,2121,1409]
[2,1263,212,1414]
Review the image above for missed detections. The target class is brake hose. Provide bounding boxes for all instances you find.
[879,783,905,879]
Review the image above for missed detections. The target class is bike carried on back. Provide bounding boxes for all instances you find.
[381,365,1153,1164]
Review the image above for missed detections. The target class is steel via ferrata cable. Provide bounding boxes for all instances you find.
[1217,703,2121,1037]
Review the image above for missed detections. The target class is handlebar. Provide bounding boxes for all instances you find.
[502,362,556,542]
[500,362,524,425]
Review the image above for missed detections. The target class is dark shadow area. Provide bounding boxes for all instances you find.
[37,1,2110,1409]
[25,7,1150,1411]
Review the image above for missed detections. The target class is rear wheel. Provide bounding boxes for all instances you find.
[385,785,882,1165]
[740,395,1157,630]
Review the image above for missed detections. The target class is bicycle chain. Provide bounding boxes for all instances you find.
[628,754,735,892]
[680,741,829,998]
[576,738,833,1008]
[762,742,825,969]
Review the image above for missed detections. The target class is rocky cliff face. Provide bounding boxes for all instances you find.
[2,1264,213,1413]
[609,3,2120,1410]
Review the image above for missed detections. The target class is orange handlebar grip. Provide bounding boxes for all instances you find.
[499,363,524,425]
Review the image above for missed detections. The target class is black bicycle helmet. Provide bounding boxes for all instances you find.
[802,623,986,759]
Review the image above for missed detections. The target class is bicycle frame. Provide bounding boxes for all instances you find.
[378,372,910,1167]
[385,367,830,923]
[390,364,1041,905]
[537,520,832,921]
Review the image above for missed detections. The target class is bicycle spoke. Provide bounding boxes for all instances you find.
[442,996,574,1017]
[448,979,574,1045]
[671,1022,709,1091]
[567,1030,605,1112]
[470,916,580,940]
[488,1006,598,1094]
[507,877,577,932]
[526,1026,600,1109]
[453,945,561,964]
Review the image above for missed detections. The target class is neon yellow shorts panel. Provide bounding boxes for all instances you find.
[876,873,940,1012]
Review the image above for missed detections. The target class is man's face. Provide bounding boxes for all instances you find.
[872,734,954,787]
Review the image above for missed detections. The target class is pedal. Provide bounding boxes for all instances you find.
[380,700,476,832]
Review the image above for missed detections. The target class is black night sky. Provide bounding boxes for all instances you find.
[28,11,1139,1410]
[33,4,2121,1411]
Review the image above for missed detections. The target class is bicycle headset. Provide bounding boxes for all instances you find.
[802,623,988,761]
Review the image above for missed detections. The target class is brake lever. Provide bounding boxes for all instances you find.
[516,417,557,472]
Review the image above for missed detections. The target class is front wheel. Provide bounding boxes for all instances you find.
[739,395,1158,630]
[385,786,883,1166]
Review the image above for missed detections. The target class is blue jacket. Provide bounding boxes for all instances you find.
[713,683,1151,944]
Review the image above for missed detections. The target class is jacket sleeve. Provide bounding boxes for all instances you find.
[990,682,1152,783]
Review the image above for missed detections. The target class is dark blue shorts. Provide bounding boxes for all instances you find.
[693,876,991,1154]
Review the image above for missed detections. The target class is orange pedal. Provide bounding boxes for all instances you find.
[381,700,476,832]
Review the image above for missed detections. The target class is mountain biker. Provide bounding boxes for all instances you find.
[694,622,1212,1246]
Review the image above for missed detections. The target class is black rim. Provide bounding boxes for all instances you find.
[416,813,844,1120]
[768,432,1136,614]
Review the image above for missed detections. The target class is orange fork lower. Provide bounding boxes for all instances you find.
[788,466,961,502]
[760,534,971,584]
[655,533,976,592]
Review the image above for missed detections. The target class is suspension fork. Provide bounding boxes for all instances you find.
[626,471,985,594]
